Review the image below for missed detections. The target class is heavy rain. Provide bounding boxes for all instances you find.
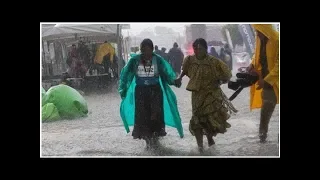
[41,23,280,157]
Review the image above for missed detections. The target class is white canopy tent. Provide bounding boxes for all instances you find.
[41,24,125,77]
[42,24,119,41]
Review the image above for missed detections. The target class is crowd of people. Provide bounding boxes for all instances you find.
[66,41,91,78]
[209,44,233,70]
[153,41,233,76]
[153,43,184,77]
[119,24,279,152]
[66,41,119,79]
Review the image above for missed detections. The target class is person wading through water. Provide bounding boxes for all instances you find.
[245,24,279,143]
[176,38,237,152]
[119,38,184,149]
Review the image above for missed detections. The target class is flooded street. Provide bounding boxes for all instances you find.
[41,77,279,157]
[41,23,279,157]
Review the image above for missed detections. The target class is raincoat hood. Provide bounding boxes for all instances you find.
[252,24,279,41]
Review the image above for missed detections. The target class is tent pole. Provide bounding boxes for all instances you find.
[117,24,123,76]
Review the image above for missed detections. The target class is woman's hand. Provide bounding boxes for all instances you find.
[174,77,182,88]
[256,79,265,90]
[246,64,254,72]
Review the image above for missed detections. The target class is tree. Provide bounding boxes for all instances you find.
[221,24,243,46]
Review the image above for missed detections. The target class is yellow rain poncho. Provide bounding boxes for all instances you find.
[94,43,115,64]
[250,24,279,110]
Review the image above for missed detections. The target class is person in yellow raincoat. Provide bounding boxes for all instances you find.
[94,41,115,64]
[246,24,279,142]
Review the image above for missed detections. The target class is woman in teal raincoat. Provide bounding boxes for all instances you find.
[119,39,183,149]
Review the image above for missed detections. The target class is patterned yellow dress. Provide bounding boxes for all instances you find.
[182,54,237,136]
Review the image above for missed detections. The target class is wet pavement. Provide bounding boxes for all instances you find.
[41,76,279,157]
